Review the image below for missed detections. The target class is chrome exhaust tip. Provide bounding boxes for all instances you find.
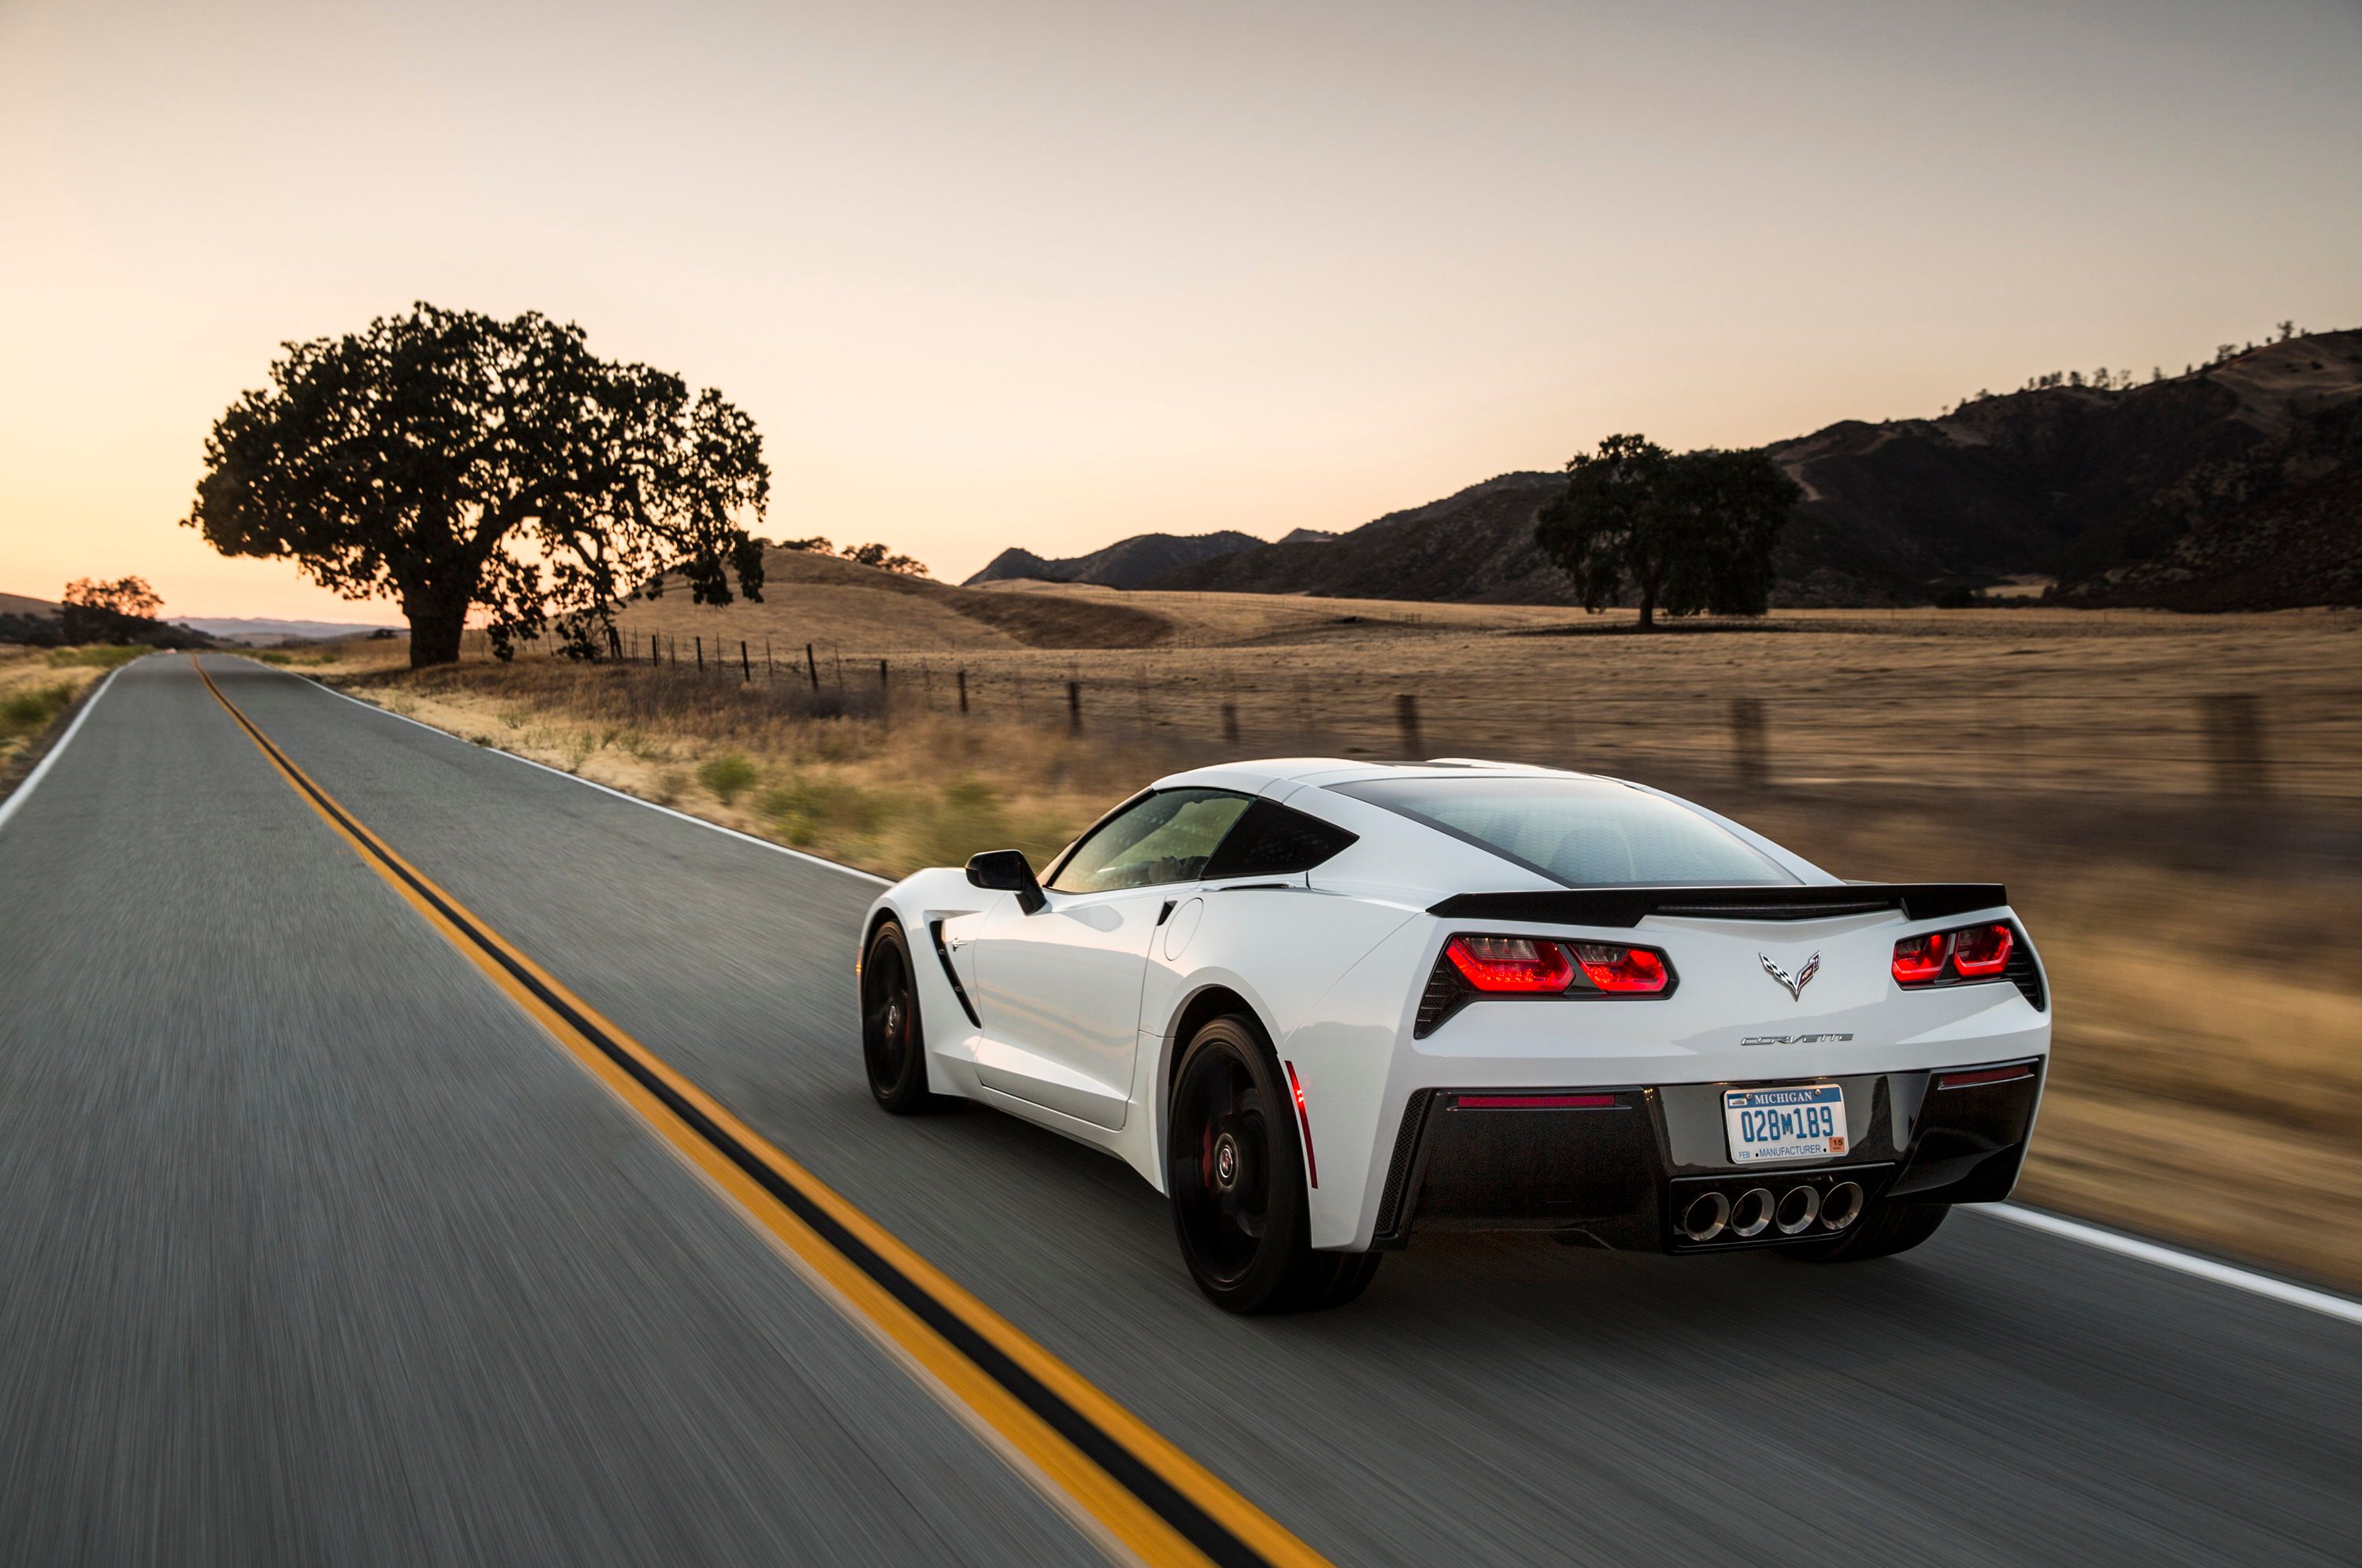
[1775,1185,1821,1236]
[1821,1181,1864,1232]
[1731,1187,1775,1239]
[1680,1191,1731,1242]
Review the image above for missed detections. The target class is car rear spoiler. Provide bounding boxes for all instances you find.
[1427,883,2008,927]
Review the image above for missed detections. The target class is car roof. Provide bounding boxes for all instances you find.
[1152,756,1605,793]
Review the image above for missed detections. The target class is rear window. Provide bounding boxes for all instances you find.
[1329,775,1796,888]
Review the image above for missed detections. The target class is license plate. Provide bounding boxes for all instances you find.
[1724,1083,1847,1164]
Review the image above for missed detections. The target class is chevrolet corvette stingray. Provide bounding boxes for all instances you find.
[857,759,2049,1312]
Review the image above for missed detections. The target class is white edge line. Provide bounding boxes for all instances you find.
[218,664,2362,1334]
[1983,1204,2362,1329]
[227,656,888,886]
[0,659,133,836]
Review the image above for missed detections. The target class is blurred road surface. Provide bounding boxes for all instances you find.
[2,654,2356,1566]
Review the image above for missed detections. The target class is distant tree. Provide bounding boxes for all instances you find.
[59,575,163,642]
[842,542,929,575]
[779,536,837,553]
[2069,370,2085,387]
[185,303,767,668]
[2278,320,2295,341]
[2153,366,2165,383]
[1533,435,1800,629]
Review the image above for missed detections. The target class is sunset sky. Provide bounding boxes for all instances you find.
[2,0,2356,621]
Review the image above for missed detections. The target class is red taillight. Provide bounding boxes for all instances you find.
[1891,932,1951,984]
[1445,935,1575,993]
[1949,923,2014,978]
[1572,942,1669,994]
[1894,922,2023,987]
[1936,1063,2036,1090]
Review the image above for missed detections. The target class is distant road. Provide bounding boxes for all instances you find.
[3,654,2356,1566]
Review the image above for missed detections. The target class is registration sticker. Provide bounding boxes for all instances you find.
[1723,1083,1847,1164]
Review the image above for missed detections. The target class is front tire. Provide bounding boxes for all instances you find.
[1166,1016,1379,1314]
[861,921,956,1115]
[1780,1198,1949,1263]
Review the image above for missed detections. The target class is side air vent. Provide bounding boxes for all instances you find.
[1374,1090,1436,1242]
[928,920,982,1027]
[1414,952,1471,1037]
[2005,932,2046,1011]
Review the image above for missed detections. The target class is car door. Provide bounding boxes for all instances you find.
[967,788,1253,1129]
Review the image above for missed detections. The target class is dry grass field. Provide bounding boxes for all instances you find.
[0,645,138,779]
[276,585,2362,1292]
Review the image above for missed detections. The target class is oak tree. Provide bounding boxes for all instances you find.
[59,575,165,643]
[185,304,767,668]
[1533,435,1800,628]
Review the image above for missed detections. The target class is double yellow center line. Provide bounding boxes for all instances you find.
[193,656,1324,1568]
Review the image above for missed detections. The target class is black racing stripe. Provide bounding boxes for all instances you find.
[205,666,1268,1568]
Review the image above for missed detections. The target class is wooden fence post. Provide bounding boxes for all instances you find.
[1730,697,1768,787]
[740,641,751,682]
[694,636,705,672]
[2201,693,2269,798]
[957,669,968,714]
[1221,701,1239,746]
[1395,693,1423,756]
[805,642,820,691]
[1068,681,1083,734]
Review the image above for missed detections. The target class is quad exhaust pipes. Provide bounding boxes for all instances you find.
[1678,1178,1867,1243]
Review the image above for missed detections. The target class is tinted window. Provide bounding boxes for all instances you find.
[1201,799,1357,881]
[1329,775,1794,887]
[1048,789,1253,893]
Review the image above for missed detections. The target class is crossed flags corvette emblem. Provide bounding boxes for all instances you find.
[1760,951,1820,1001]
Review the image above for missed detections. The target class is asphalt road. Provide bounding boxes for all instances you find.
[4,653,2357,1566]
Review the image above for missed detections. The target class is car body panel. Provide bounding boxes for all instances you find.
[859,758,2052,1256]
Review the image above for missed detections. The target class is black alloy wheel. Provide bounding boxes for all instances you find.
[862,921,953,1114]
[1167,1015,1379,1314]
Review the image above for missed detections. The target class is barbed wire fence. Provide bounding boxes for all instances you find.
[451,623,2356,811]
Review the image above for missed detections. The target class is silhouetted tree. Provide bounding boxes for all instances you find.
[60,576,161,642]
[842,542,929,575]
[1533,435,1800,629]
[185,304,767,668]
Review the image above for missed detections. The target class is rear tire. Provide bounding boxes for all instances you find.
[1780,1198,1949,1263]
[861,921,957,1115]
[1167,1016,1379,1314]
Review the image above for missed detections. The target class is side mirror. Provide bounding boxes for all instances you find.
[965,849,1047,915]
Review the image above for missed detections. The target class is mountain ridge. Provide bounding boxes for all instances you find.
[1148,330,2362,608]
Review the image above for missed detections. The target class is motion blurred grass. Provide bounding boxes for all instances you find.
[46,645,145,669]
[298,634,2362,1295]
[0,648,113,775]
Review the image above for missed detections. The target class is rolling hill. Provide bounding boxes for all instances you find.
[626,544,1173,653]
[964,530,1264,589]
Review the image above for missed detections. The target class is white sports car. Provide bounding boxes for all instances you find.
[857,759,2049,1312]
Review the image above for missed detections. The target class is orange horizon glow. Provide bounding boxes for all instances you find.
[4,0,2357,623]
